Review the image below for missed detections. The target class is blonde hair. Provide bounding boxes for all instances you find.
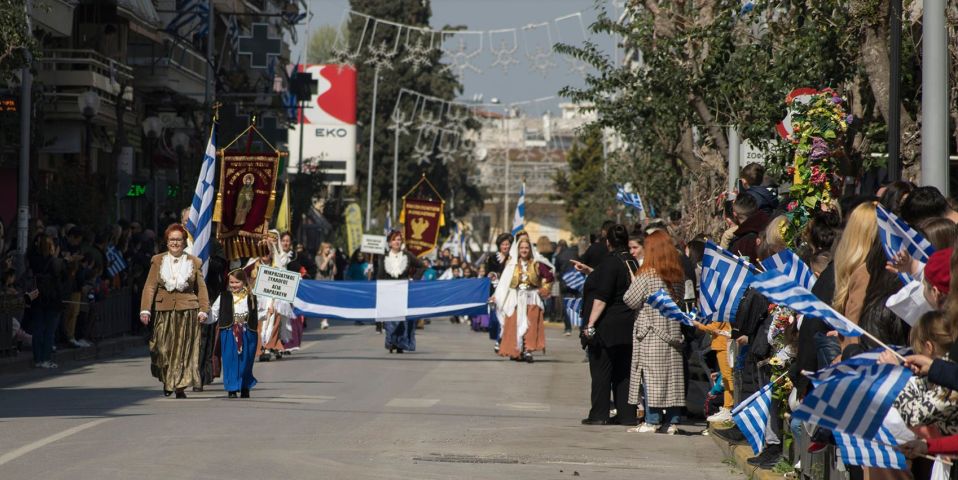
[910,310,954,357]
[762,215,787,256]
[832,202,878,314]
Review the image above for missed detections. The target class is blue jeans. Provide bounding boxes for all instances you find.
[641,385,681,425]
[814,332,841,368]
[31,307,61,364]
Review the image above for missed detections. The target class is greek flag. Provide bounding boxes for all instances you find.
[561,269,586,291]
[876,204,936,283]
[731,382,773,455]
[761,249,816,291]
[185,126,216,277]
[647,289,695,327]
[166,0,209,39]
[511,182,525,236]
[750,269,863,337]
[105,245,127,278]
[835,426,907,470]
[293,278,491,321]
[793,362,912,439]
[615,186,644,213]
[384,214,392,235]
[564,297,583,328]
[699,241,755,322]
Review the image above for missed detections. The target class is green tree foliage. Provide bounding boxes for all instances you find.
[307,24,348,65]
[346,0,481,223]
[553,128,616,236]
[0,0,39,82]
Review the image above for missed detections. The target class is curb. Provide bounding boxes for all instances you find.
[709,427,787,480]
[0,336,145,376]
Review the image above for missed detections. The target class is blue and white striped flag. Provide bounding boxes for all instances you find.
[876,204,936,283]
[699,241,755,322]
[615,186,644,213]
[750,269,863,337]
[793,362,912,439]
[511,182,525,236]
[761,249,816,291]
[384,214,392,236]
[105,245,127,278]
[564,297,583,328]
[185,126,216,277]
[835,426,907,470]
[647,289,695,327]
[731,382,773,455]
[561,269,586,291]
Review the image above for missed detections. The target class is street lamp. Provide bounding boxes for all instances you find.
[142,116,164,234]
[77,90,100,174]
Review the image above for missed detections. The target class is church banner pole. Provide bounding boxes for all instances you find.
[365,66,380,231]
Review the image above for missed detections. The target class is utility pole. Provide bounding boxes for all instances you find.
[392,124,398,222]
[365,66,380,231]
[921,0,948,195]
[17,0,33,260]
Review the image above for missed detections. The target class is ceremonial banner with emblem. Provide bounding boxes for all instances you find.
[399,175,445,258]
[213,151,280,260]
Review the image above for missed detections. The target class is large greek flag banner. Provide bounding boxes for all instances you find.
[293,278,491,322]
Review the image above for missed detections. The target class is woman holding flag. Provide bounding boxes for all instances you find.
[377,230,423,353]
[623,230,687,434]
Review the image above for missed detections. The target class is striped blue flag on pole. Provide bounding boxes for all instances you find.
[793,362,912,439]
[561,269,586,291]
[731,382,773,455]
[511,182,525,236]
[615,185,644,213]
[699,241,755,322]
[105,245,127,278]
[647,289,695,327]
[384,214,392,236]
[750,269,864,337]
[760,249,816,291]
[835,426,907,470]
[564,297,583,328]
[876,204,936,283]
[185,125,216,277]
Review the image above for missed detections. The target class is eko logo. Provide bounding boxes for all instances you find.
[314,128,348,138]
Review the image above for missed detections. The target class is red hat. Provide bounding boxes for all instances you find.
[924,247,952,293]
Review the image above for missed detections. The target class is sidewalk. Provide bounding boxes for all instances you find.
[0,336,145,376]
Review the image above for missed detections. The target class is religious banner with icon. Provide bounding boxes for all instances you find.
[399,175,445,258]
[214,145,281,260]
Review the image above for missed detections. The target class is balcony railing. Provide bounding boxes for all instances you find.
[38,49,134,94]
[128,39,207,94]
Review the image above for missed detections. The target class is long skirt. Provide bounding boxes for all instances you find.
[197,323,217,385]
[149,309,202,391]
[283,315,304,351]
[257,314,285,355]
[220,328,257,392]
[384,319,417,351]
[498,305,545,359]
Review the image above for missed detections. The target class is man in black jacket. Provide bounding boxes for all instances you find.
[580,221,614,269]
[741,163,778,216]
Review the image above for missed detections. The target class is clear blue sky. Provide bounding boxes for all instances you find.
[294,0,619,115]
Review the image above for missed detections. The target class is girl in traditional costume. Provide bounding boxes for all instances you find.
[377,231,423,353]
[207,268,260,398]
[139,224,210,398]
[494,235,554,363]
[247,248,284,361]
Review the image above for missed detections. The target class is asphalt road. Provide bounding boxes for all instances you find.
[0,320,742,480]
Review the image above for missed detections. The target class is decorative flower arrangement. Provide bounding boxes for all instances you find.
[780,88,849,248]
[767,303,796,445]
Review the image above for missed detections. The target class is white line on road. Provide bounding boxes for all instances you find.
[385,398,439,408]
[0,418,112,466]
[497,402,551,412]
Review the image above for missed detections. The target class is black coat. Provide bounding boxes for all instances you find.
[787,261,835,393]
[581,251,636,347]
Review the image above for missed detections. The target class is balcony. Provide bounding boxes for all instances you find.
[36,49,136,127]
[128,39,208,99]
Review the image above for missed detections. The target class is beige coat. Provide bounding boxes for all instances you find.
[140,253,210,313]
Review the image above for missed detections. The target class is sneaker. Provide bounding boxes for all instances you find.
[68,338,83,348]
[665,425,679,435]
[609,408,618,418]
[564,331,571,336]
[707,407,732,423]
[38,361,58,369]
[746,444,782,466]
[78,339,93,347]
[807,441,828,454]
[627,423,658,433]
[320,319,329,330]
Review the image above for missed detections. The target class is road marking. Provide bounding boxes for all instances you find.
[497,402,551,412]
[262,395,335,405]
[386,398,439,408]
[0,418,111,466]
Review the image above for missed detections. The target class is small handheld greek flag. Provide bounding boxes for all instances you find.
[561,269,586,291]
[564,297,583,328]
[699,241,755,322]
[732,382,773,455]
[876,204,936,283]
[615,186,644,213]
[511,182,525,236]
[835,426,907,470]
[105,245,127,278]
[750,269,863,337]
[760,249,815,291]
[647,289,695,327]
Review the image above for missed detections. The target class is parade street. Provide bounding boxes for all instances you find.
[0,322,740,480]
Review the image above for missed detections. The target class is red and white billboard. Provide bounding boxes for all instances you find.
[287,64,357,186]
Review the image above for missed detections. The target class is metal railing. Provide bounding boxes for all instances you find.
[38,49,134,85]
[88,287,133,341]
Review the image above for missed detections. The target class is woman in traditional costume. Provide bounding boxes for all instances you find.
[207,268,260,398]
[139,224,210,398]
[377,231,422,353]
[494,235,554,363]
